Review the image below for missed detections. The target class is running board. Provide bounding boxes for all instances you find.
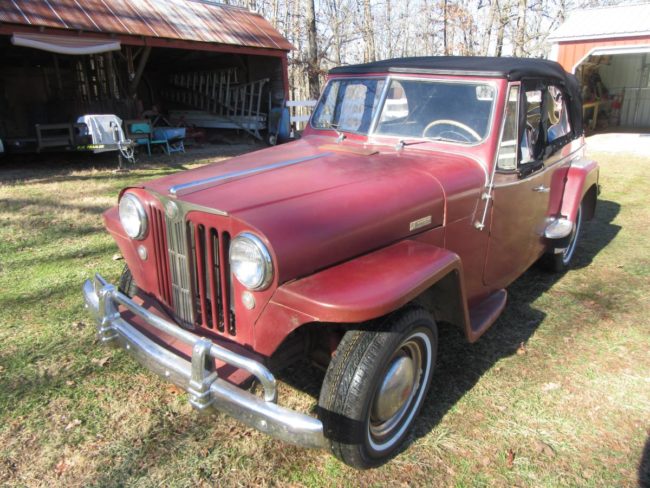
[467,289,507,342]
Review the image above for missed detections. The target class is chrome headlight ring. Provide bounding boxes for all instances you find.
[118,193,148,240]
[229,232,274,291]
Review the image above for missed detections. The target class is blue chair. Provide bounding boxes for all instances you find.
[124,120,170,155]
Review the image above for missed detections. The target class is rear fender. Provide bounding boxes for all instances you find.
[561,159,599,222]
[254,240,472,356]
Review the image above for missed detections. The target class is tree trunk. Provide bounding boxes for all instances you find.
[443,0,449,55]
[363,0,376,63]
[495,1,507,57]
[514,0,527,56]
[305,0,320,100]
[481,0,496,56]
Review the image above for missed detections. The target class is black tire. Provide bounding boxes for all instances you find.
[541,202,583,273]
[118,265,138,298]
[318,307,438,469]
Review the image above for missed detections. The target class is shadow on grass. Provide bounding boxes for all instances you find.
[0,197,112,216]
[640,435,650,488]
[0,143,259,186]
[278,199,622,458]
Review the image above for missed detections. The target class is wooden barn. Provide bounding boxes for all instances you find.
[0,0,292,153]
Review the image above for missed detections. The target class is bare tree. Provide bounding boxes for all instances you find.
[305,0,320,99]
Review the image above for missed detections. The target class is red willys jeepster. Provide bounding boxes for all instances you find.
[83,56,599,469]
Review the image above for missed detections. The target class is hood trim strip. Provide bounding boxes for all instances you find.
[169,152,332,197]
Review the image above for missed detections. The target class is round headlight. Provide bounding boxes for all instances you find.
[230,233,273,290]
[118,193,147,240]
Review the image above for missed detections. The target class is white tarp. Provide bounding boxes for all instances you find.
[11,33,120,55]
[77,114,125,152]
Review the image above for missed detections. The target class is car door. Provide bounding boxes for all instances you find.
[483,80,573,288]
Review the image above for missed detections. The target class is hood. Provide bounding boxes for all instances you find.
[145,136,483,282]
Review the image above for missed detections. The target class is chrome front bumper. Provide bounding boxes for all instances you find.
[82,274,327,449]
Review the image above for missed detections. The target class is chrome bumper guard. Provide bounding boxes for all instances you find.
[82,274,327,449]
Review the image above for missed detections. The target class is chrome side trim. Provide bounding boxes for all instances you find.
[83,274,327,449]
[169,153,332,197]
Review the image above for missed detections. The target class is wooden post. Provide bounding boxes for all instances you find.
[52,54,63,99]
[128,45,152,97]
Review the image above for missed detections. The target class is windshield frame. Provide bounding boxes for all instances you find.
[310,74,500,147]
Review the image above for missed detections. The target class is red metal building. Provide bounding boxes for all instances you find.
[548,4,650,129]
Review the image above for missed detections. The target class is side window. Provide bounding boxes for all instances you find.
[545,86,571,143]
[496,85,519,171]
[521,89,543,164]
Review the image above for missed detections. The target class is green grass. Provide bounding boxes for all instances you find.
[1,147,649,487]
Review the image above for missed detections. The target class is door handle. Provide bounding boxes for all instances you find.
[533,185,550,193]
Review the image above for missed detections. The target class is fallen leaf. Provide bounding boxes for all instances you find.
[166,385,182,395]
[54,459,69,477]
[506,448,516,468]
[516,342,527,355]
[64,419,81,431]
[112,253,123,261]
[91,355,111,367]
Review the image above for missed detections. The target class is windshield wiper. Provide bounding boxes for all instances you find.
[395,139,431,151]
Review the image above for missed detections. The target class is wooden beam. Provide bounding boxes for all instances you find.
[128,45,151,96]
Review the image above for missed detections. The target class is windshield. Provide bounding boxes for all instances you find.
[312,77,496,143]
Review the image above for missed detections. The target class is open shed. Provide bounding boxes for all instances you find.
[0,0,292,153]
[548,3,650,131]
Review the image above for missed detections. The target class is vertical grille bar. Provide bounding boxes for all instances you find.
[206,229,224,332]
[150,206,172,305]
[193,224,209,328]
[218,232,235,335]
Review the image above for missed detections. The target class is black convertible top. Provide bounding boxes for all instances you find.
[329,56,568,81]
[329,56,583,135]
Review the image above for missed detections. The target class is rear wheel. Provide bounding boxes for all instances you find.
[318,307,437,469]
[541,202,583,273]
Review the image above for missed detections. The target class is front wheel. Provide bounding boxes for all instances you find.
[318,307,438,469]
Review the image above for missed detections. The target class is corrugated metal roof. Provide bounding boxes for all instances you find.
[548,3,650,42]
[0,0,293,51]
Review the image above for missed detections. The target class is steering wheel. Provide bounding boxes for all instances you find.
[422,119,481,142]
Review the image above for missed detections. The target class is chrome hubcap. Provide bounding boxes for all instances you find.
[370,340,423,441]
[372,356,416,422]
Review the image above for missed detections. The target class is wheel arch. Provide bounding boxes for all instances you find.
[256,240,474,358]
[561,159,599,222]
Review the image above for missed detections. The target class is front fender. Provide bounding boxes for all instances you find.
[253,240,467,356]
[561,159,599,222]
